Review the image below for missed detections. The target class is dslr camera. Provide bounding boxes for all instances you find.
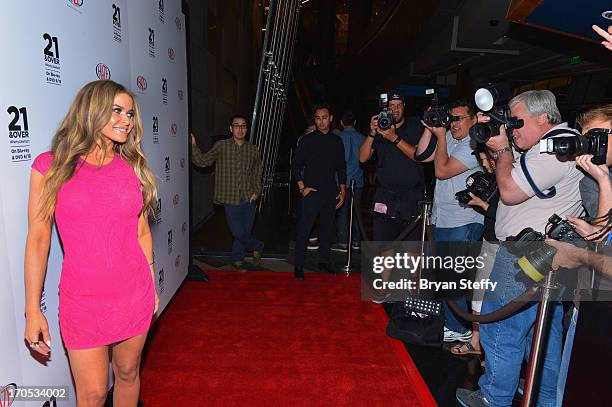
[469,87,524,144]
[539,128,610,165]
[455,171,498,206]
[423,88,453,128]
[508,214,588,282]
[377,93,395,131]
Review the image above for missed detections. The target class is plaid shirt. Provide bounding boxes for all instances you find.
[192,138,262,205]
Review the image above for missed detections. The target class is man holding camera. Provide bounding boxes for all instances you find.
[359,91,425,243]
[456,90,584,407]
[415,100,484,343]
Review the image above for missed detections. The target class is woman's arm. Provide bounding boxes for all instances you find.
[24,169,53,355]
[138,211,158,313]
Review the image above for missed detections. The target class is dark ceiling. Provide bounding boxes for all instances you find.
[296,0,612,112]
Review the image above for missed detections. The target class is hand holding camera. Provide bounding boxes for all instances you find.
[544,239,587,271]
[575,154,610,184]
[509,214,589,282]
[565,214,610,241]
[485,124,511,155]
[369,115,379,136]
[420,118,446,139]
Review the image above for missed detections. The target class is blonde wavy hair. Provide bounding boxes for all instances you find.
[39,80,157,221]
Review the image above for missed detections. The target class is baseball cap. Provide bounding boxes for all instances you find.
[389,90,403,101]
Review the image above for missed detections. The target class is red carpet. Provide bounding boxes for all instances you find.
[141,270,437,406]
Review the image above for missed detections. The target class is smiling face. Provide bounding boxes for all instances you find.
[449,106,476,140]
[389,99,405,123]
[100,92,134,145]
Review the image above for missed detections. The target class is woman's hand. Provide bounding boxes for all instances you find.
[576,154,610,185]
[566,215,607,241]
[24,310,51,356]
[467,192,489,211]
[592,24,612,52]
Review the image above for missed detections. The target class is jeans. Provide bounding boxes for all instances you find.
[433,223,484,334]
[479,246,563,407]
[556,307,578,406]
[224,200,264,262]
[336,187,362,244]
[295,193,336,268]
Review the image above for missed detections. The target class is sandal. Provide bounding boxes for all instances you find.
[451,341,482,356]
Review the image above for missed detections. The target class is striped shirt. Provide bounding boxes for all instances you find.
[192,138,262,205]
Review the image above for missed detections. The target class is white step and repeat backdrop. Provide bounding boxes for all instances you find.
[0,1,189,405]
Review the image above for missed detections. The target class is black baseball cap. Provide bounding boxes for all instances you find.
[389,90,403,101]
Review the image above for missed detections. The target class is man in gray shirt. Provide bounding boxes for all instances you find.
[416,99,484,342]
[456,90,583,407]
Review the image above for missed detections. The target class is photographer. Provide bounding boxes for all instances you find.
[359,91,425,242]
[456,90,584,407]
[545,104,612,405]
[453,151,500,358]
[415,100,484,343]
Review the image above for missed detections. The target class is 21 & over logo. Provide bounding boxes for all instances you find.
[43,33,62,86]
[7,106,32,162]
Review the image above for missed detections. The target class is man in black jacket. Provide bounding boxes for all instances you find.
[292,104,347,279]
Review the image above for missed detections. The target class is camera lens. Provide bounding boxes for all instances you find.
[469,123,492,144]
[551,137,582,155]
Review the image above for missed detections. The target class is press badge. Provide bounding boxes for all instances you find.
[373,202,388,214]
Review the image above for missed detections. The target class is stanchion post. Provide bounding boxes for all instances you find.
[343,180,355,276]
[521,269,559,407]
[415,200,432,292]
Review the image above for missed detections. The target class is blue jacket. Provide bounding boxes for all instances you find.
[338,127,365,188]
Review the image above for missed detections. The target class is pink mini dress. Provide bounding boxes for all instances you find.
[32,151,154,349]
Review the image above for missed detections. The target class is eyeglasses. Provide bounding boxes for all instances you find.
[231,124,248,129]
[451,115,473,122]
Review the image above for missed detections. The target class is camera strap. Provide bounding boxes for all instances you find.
[519,128,581,199]
[414,136,437,161]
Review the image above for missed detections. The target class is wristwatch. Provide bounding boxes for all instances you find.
[492,146,512,159]
[392,136,402,146]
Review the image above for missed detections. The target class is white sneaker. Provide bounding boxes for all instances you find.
[443,326,472,342]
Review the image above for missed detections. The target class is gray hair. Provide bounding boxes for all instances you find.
[509,90,562,125]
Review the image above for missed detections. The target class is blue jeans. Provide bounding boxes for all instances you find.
[433,223,484,334]
[479,246,563,407]
[224,200,264,262]
[336,187,362,244]
[556,307,578,406]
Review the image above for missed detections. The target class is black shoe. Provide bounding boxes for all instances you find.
[318,263,334,274]
[294,267,304,280]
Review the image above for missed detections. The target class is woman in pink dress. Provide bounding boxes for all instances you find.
[24,80,158,406]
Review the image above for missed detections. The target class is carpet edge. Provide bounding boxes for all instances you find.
[374,305,439,407]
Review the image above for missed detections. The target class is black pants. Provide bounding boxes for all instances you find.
[294,193,336,268]
[372,187,422,241]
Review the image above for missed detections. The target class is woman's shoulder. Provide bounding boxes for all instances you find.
[31,151,54,175]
